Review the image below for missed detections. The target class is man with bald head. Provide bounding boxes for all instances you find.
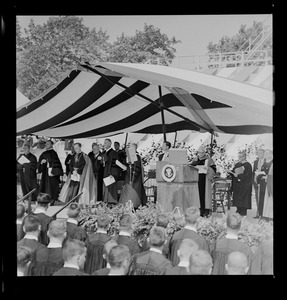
[225,251,249,275]
[189,250,213,275]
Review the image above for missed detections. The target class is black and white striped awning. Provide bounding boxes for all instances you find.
[16,62,273,138]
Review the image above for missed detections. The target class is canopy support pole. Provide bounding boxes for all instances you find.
[124,132,128,150]
[158,86,166,142]
[173,131,177,147]
[210,130,214,157]
[82,64,212,133]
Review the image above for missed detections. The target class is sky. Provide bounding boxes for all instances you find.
[17,14,271,67]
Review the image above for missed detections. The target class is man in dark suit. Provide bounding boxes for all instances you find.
[17,246,33,276]
[252,149,265,218]
[88,143,104,201]
[17,144,38,202]
[53,239,87,276]
[158,141,171,161]
[102,139,121,204]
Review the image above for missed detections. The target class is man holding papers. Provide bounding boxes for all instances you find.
[102,139,121,205]
[191,146,216,217]
[17,144,38,202]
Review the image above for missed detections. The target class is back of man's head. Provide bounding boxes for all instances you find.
[48,220,67,239]
[149,226,166,248]
[23,215,41,233]
[226,251,249,275]
[156,213,169,229]
[189,250,213,275]
[17,204,25,219]
[17,246,33,268]
[62,239,86,262]
[36,193,51,207]
[97,214,111,230]
[67,203,81,219]
[178,238,199,260]
[184,206,200,225]
[119,214,133,231]
[108,245,131,269]
[103,240,118,262]
[227,213,242,230]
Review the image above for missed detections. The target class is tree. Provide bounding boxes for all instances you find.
[207,21,264,54]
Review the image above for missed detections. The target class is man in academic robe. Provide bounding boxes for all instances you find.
[225,251,249,275]
[84,214,112,274]
[53,239,88,276]
[252,149,265,218]
[17,144,38,202]
[119,143,147,208]
[17,204,26,241]
[114,141,127,181]
[211,213,253,275]
[102,139,121,205]
[226,151,252,216]
[168,207,209,266]
[127,226,173,275]
[165,238,199,275]
[88,143,104,202]
[37,140,63,206]
[29,220,66,276]
[158,141,171,161]
[65,203,87,242]
[107,245,131,275]
[191,146,216,217]
[92,240,118,275]
[112,214,141,256]
[17,246,33,276]
[64,147,74,176]
[189,250,213,275]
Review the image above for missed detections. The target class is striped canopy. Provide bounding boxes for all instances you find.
[16,62,273,138]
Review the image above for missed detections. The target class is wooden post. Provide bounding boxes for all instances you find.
[173,131,177,148]
[124,132,128,150]
[158,86,166,142]
[209,131,214,157]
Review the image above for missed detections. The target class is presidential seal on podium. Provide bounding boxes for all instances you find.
[161,164,176,182]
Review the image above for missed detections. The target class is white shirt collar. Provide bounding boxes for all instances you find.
[63,262,79,270]
[67,218,78,225]
[225,232,238,240]
[106,263,111,269]
[184,224,197,232]
[119,231,131,237]
[105,147,111,152]
[178,261,190,268]
[97,229,107,234]
[24,234,38,241]
[34,207,47,215]
[47,242,62,248]
[17,270,24,276]
[149,247,162,254]
[16,219,22,225]
[108,272,123,276]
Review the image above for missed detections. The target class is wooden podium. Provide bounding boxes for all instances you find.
[156,161,200,213]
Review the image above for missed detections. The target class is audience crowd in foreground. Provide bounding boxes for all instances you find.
[17,195,273,276]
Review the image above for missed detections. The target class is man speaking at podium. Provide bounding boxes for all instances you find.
[158,141,171,161]
[191,147,216,217]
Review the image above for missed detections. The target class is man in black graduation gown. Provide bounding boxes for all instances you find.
[107,245,131,275]
[102,139,121,205]
[30,220,66,276]
[38,140,63,205]
[84,214,112,274]
[64,148,74,176]
[112,214,141,256]
[88,143,104,202]
[168,207,209,266]
[17,144,38,202]
[53,239,87,276]
[227,151,252,216]
[127,226,173,275]
[114,141,127,181]
[65,203,87,242]
[17,204,26,242]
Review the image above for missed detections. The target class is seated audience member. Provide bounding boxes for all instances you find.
[189,250,213,275]
[112,214,140,256]
[141,213,170,258]
[84,214,112,274]
[92,240,118,275]
[32,193,52,246]
[127,226,173,275]
[17,215,46,254]
[17,246,33,276]
[53,239,87,276]
[65,203,87,242]
[165,238,199,275]
[30,220,67,276]
[108,245,131,276]
[212,213,253,275]
[168,206,209,266]
[225,251,249,275]
[17,203,26,241]
[250,233,273,275]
